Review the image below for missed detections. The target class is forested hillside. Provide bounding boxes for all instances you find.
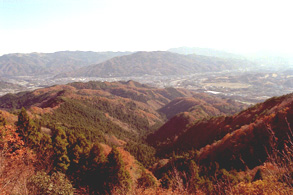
[0,81,291,194]
[150,93,292,194]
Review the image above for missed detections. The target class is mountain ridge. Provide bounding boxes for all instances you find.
[0,51,132,76]
[152,93,293,169]
[57,51,255,78]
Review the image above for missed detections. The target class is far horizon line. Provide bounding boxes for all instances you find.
[1,47,292,58]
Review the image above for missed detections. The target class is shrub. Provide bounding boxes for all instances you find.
[137,170,157,188]
[27,171,74,195]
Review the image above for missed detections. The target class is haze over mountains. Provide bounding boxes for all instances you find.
[0,46,292,194]
[0,49,256,78]
[0,47,291,80]
[0,51,132,76]
[0,47,292,104]
[57,51,255,78]
[168,47,244,59]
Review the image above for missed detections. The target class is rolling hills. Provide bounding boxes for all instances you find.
[57,51,255,78]
[0,51,131,76]
[0,80,292,194]
[0,80,246,166]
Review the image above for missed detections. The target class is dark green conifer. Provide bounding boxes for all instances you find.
[107,147,131,193]
[17,107,31,137]
[87,142,106,194]
[52,127,70,173]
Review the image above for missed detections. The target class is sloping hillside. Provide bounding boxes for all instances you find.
[149,95,245,148]
[0,80,191,136]
[0,80,248,167]
[0,80,199,166]
[159,94,245,119]
[156,93,293,169]
[1,82,292,194]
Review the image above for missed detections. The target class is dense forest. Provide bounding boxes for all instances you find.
[0,81,292,194]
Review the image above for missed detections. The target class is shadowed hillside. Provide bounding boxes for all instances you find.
[154,93,293,170]
[149,95,245,149]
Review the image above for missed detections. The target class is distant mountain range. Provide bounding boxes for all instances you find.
[0,51,132,76]
[0,49,257,78]
[1,48,291,79]
[169,47,293,70]
[168,47,244,59]
[57,51,255,78]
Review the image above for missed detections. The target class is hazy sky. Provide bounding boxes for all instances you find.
[1,0,293,56]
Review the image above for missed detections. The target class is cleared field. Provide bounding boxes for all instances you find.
[203,82,251,89]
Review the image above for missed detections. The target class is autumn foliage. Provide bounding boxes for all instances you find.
[0,124,35,194]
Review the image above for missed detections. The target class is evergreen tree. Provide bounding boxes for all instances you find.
[67,132,91,185]
[52,127,70,173]
[17,107,43,148]
[16,108,54,171]
[87,142,106,194]
[106,147,131,193]
[17,107,31,138]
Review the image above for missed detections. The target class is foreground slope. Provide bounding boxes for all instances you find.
[0,82,292,194]
[156,93,293,169]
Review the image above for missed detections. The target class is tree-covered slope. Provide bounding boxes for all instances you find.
[155,93,293,170]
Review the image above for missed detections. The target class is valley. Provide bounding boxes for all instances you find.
[2,0,293,193]
[0,79,292,194]
[3,68,292,104]
[0,48,292,194]
[1,49,292,105]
